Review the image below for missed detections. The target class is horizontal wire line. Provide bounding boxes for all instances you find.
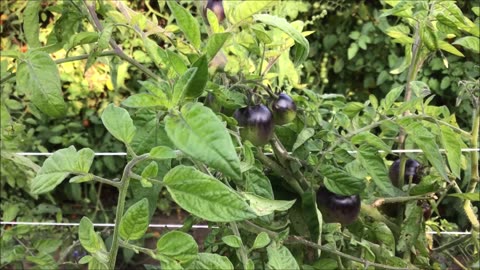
[13,148,480,156]
[0,221,471,235]
[0,221,213,229]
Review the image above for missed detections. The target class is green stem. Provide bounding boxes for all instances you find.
[119,239,157,258]
[230,222,249,269]
[286,236,417,270]
[255,149,303,195]
[108,154,149,269]
[372,194,434,206]
[361,203,400,234]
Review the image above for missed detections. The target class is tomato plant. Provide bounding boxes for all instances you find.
[1,1,479,269]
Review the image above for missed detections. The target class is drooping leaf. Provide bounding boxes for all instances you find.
[242,193,295,216]
[31,146,95,194]
[16,51,66,117]
[400,120,449,181]
[225,1,274,24]
[252,232,271,250]
[167,1,201,49]
[397,202,423,253]
[101,104,136,144]
[79,217,106,254]
[222,235,242,248]
[163,166,256,222]
[439,125,461,178]
[301,190,322,256]
[372,222,395,255]
[357,145,403,197]
[165,103,241,179]
[320,164,366,196]
[448,193,480,201]
[206,33,232,61]
[122,94,168,109]
[172,68,197,106]
[453,36,479,53]
[351,132,391,153]
[267,243,300,270]
[292,128,314,152]
[253,14,309,66]
[23,1,41,48]
[187,253,234,270]
[149,146,177,160]
[119,198,149,241]
[156,231,198,266]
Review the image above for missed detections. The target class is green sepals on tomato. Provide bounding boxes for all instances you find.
[233,104,274,146]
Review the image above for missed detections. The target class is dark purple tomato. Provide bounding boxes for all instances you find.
[204,0,225,23]
[233,104,274,146]
[271,93,297,125]
[316,186,361,225]
[389,159,422,187]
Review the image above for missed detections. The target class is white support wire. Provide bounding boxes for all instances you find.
[0,222,474,235]
[13,148,480,156]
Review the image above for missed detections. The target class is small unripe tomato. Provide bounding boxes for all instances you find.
[316,186,361,225]
[271,93,297,125]
[233,104,274,146]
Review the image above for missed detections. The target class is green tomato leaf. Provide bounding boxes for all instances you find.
[185,55,208,99]
[439,125,462,178]
[165,102,241,179]
[292,128,315,152]
[225,0,274,25]
[156,231,198,266]
[187,253,234,270]
[141,161,158,179]
[438,40,464,57]
[357,145,403,197]
[163,166,256,222]
[69,174,94,184]
[149,146,177,160]
[397,202,423,253]
[167,1,201,49]
[372,222,395,255]
[31,146,95,194]
[252,232,271,250]
[206,33,232,61]
[351,132,391,153]
[400,120,449,181]
[320,164,366,196]
[79,217,106,254]
[222,235,242,248]
[16,51,66,117]
[242,193,295,216]
[23,1,41,48]
[101,104,136,144]
[267,243,300,270]
[119,198,149,241]
[453,36,479,54]
[382,86,404,111]
[172,68,197,106]
[166,49,188,75]
[122,93,168,109]
[253,14,309,66]
[301,190,322,256]
[139,80,171,101]
[448,193,480,201]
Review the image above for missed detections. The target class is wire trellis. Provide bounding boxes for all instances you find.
[0,221,473,236]
[13,148,480,156]
[6,149,480,236]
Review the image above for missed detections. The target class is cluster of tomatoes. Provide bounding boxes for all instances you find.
[203,0,427,227]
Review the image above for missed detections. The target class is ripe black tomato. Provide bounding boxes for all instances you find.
[204,0,225,23]
[233,104,274,146]
[389,158,422,187]
[271,93,297,125]
[316,186,361,225]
